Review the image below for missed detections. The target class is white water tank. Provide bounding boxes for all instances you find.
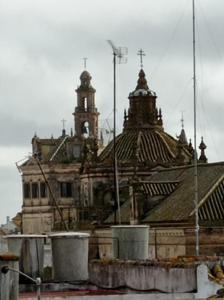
[6,234,46,280]
[112,225,149,260]
[49,232,90,282]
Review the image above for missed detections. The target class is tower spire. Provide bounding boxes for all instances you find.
[135,69,149,90]
[178,112,188,145]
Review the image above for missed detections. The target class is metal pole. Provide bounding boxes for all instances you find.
[1,266,42,299]
[113,52,121,225]
[192,0,199,256]
[36,277,41,300]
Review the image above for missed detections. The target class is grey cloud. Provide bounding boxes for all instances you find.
[0,113,71,147]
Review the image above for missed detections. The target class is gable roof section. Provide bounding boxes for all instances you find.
[198,179,224,221]
[143,162,224,223]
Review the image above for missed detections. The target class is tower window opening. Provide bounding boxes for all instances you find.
[60,182,73,198]
[32,182,39,199]
[40,182,47,198]
[82,121,90,138]
[81,97,88,112]
[23,183,30,199]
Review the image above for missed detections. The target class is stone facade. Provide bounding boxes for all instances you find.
[19,67,223,252]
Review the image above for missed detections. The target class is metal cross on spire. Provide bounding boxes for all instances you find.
[181,111,184,129]
[137,49,146,69]
[83,57,88,69]
[61,119,66,130]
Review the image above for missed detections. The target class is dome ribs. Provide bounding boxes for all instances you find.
[140,131,172,163]
[116,132,136,161]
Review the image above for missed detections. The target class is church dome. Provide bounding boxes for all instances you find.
[99,129,192,167]
[76,70,95,92]
[99,69,192,168]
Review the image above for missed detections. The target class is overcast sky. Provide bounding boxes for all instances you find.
[1,0,224,224]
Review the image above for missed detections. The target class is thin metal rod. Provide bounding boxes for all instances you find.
[2,266,41,300]
[113,53,121,225]
[192,0,199,256]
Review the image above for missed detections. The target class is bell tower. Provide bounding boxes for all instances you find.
[73,70,99,139]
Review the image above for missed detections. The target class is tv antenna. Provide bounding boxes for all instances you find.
[107,40,128,225]
[107,40,128,64]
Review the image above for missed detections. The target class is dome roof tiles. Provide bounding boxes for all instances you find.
[99,129,192,167]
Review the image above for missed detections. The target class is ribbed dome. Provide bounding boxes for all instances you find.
[98,69,192,169]
[99,129,192,167]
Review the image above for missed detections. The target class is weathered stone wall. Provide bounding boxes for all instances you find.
[185,228,224,256]
[150,228,186,259]
[93,227,224,260]
[94,228,186,260]
[89,260,197,292]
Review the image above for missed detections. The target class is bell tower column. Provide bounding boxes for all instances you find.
[73,70,99,139]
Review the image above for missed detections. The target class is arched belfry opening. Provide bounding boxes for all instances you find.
[82,121,90,138]
[73,70,99,139]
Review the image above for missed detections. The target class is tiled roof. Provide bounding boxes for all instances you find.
[141,181,179,196]
[198,180,224,221]
[99,129,192,167]
[105,162,224,225]
[143,163,224,223]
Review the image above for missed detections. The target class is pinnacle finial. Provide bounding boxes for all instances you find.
[199,136,207,163]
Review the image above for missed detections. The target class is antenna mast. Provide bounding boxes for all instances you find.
[107,40,127,225]
[192,0,199,256]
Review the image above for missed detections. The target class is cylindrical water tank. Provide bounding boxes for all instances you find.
[0,253,19,300]
[112,225,149,260]
[49,232,90,282]
[6,234,46,280]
